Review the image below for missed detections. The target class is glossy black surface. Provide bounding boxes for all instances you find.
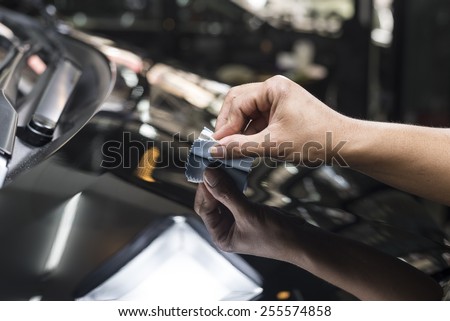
[0,6,448,301]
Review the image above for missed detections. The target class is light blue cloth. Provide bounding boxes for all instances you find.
[185,127,254,191]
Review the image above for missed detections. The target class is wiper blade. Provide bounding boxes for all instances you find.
[0,43,30,156]
[0,91,18,157]
[0,43,32,186]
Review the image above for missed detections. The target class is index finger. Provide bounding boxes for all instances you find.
[214,82,267,140]
[194,183,234,245]
[194,183,220,217]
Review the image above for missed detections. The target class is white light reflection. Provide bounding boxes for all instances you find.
[285,163,299,175]
[137,99,151,123]
[0,157,7,188]
[120,12,135,28]
[372,0,394,47]
[77,218,262,301]
[73,12,87,27]
[121,68,139,88]
[44,193,81,272]
[138,123,157,139]
[246,0,267,10]
[0,22,15,41]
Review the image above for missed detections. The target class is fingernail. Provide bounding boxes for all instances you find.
[204,168,220,187]
[194,187,204,215]
[209,145,226,158]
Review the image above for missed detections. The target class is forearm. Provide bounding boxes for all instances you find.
[339,118,450,206]
[285,224,442,300]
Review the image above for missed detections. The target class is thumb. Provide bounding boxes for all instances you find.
[209,130,270,159]
[203,167,251,218]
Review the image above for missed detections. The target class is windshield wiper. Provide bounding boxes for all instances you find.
[0,43,31,186]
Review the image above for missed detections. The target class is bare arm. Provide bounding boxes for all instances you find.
[290,223,442,300]
[195,168,443,300]
[211,75,450,206]
[203,75,446,299]
[341,120,450,205]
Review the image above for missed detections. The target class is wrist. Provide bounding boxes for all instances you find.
[272,221,313,266]
[334,116,374,169]
[310,113,361,167]
[297,112,354,166]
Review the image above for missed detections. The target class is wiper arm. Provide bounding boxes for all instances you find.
[0,43,31,186]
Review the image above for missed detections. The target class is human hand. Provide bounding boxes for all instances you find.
[194,166,306,261]
[194,168,443,301]
[211,75,350,166]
